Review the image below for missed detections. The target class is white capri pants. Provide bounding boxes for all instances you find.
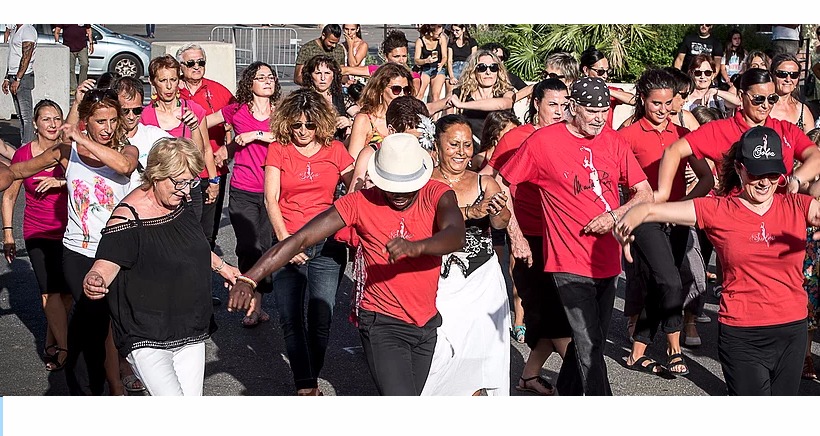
[127,341,206,396]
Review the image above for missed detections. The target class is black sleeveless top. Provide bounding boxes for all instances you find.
[441,176,494,278]
[420,38,441,59]
[98,201,216,357]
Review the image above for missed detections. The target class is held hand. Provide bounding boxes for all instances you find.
[385,237,423,263]
[508,234,532,267]
[3,239,15,264]
[83,271,108,300]
[227,280,255,313]
[88,44,94,55]
[683,165,698,186]
[335,116,352,130]
[486,191,508,216]
[449,77,459,86]
[218,263,241,285]
[235,131,256,147]
[787,177,800,194]
[583,211,616,235]
[205,182,219,205]
[59,123,83,144]
[289,252,309,265]
[214,145,229,167]
[448,94,462,109]
[33,176,65,193]
[179,108,199,131]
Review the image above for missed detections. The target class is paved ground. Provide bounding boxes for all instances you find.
[0,24,819,397]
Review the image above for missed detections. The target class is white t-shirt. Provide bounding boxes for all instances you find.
[126,123,172,190]
[7,24,37,76]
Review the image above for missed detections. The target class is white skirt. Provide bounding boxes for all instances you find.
[421,255,511,396]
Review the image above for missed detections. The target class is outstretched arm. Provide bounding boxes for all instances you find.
[615,200,697,262]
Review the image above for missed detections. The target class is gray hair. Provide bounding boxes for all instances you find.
[175,43,207,62]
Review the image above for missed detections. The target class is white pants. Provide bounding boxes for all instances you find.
[127,341,206,396]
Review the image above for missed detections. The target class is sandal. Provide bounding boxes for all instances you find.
[667,352,690,376]
[122,374,147,392]
[241,309,271,328]
[625,356,673,378]
[803,355,818,380]
[511,325,526,344]
[43,345,67,372]
[515,375,555,395]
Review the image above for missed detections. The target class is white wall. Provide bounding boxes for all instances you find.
[0,44,70,123]
[149,42,237,94]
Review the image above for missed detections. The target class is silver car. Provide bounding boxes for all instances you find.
[33,24,151,79]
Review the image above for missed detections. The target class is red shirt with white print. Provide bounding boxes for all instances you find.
[686,111,814,175]
[619,117,690,201]
[265,140,353,235]
[334,180,452,326]
[694,193,810,327]
[500,123,647,278]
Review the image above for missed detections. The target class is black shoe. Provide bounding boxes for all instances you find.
[212,295,222,306]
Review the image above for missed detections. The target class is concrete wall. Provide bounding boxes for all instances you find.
[0,44,70,125]
[149,42,237,94]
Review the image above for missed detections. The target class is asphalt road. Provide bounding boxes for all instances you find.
[0,24,819,397]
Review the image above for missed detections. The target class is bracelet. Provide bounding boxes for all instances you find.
[463,204,470,218]
[608,210,618,224]
[791,175,803,186]
[2,226,12,230]
[235,275,258,290]
[213,258,226,272]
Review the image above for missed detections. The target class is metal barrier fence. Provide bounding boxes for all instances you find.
[210,26,300,79]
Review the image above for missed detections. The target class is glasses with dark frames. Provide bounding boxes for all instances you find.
[744,92,780,106]
[169,176,201,190]
[774,70,800,80]
[290,121,317,130]
[254,75,277,82]
[122,107,144,116]
[545,72,566,80]
[476,63,499,73]
[183,59,206,68]
[388,85,413,96]
[678,91,690,99]
[692,69,714,78]
[739,164,783,183]
[589,68,611,76]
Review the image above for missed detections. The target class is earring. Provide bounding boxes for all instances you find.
[468,160,472,168]
[778,174,787,188]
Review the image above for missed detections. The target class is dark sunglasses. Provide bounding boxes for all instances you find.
[739,164,783,183]
[476,63,499,73]
[678,91,690,99]
[745,92,780,106]
[86,88,118,103]
[183,59,206,68]
[169,176,201,190]
[388,85,413,96]
[546,72,566,80]
[290,121,317,130]
[122,107,144,116]
[774,70,800,80]
[589,68,611,76]
[692,69,713,77]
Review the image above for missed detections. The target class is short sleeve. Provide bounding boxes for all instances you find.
[617,137,648,188]
[499,142,537,187]
[21,26,37,42]
[791,193,814,220]
[10,145,27,165]
[693,197,718,231]
[97,225,139,268]
[295,44,314,64]
[676,37,688,55]
[221,103,241,126]
[264,142,285,168]
[712,40,725,58]
[331,141,355,170]
[786,122,815,159]
[189,100,207,121]
[334,191,361,227]
[684,122,717,161]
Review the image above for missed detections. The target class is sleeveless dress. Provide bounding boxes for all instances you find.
[421,177,511,396]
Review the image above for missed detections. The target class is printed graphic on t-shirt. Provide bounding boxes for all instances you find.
[574,146,613,211]
[72,176,118,248]
[750,222,775,247]
[389,217,414,240]
[689,42,713,56]
[299,162,319,182]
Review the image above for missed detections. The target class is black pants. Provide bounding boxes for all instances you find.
[629,223,688,344]
[357,308,441,395]
[228,186,273,293]
[199,176,228,250]
[63,249,110,396]
[718,319,807,396]
[551,272,617,396]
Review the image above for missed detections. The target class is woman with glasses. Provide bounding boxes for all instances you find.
[205,61,281,327]
[81,137,240,396]
[442,50,514,149]
[347,62,414,161]
[579,46,635,128]
[684,54,741,117]
[414,24,448,104]
[263,89,353,395]
[300,55,359,141]
[2,100,72,373]
[769,53,815,134]
[8,89,139,395]
[139,55,219,219]
[617,126,817,395]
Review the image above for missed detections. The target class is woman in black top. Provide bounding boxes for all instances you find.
[82,137,240,396]
[446,24,477,95]
[414,24,448,104]
[300,55,359,141]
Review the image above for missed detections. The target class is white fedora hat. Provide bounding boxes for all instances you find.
[367,133,434,193]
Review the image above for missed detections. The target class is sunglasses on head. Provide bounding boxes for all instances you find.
[545,72,566,80]
[86,88,118,103]
[290,121,317,130]
[774,70,800,80]
[476,63,499,73]
[183,59,206,68]
[122,107,144,116]
[692,69,713,77]
[388,85,413,96]
[745,92,780,106]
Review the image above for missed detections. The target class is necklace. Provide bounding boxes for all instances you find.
[438,168,462,187]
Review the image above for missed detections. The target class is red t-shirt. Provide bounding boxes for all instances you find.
[139,99,209,178]
[686,111,814,175]
[179,78,237,177]
[500,123,647,278]
[486,123,542,236]
[11,143,68,240]
[265,140,354,235]
[334,180,452,326]
[694,194,810,327]
[619,118,690,201]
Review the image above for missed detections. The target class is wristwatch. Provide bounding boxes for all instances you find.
[209,176,221,184]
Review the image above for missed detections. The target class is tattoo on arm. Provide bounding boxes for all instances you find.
[19,42,34,74]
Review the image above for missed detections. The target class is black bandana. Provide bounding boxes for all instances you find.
[570,77,610,107]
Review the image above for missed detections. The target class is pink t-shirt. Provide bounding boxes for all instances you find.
[265,140,354,235]
[11,143,68,240]
[138,99,209,178]
[222,102,271,193]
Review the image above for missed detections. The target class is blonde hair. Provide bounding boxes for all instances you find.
[140,137,204,189]
[458,50,513,97]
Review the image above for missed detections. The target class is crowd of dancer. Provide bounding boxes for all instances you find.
[1,23,820,396]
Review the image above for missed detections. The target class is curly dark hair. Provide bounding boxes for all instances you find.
[235,62,281,109]
[269,88,336,147]
[386,95,429,132]
[301,55,343,97]
[382,30,409,57]
[480,110,520,154]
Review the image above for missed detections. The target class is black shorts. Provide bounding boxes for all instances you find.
[25,238,68,295]
[512,234,572,346]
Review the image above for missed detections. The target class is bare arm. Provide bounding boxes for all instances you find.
[61,124,138,176]
[610,88,636,105]
[205,109,225,130]
[293,64,305,86]
[453,91,514,111]
[0,138,16,165]
[2,179,22,262]
[494,169,533,267]
[680,156,715,200]
[792,145,820,194]
[349,145,373,191]
[16,41,34,78]
[585,179,654,234]
[673,53,685,71]
[341,65,371,77]
[8,144,67,180]
[347,113,372,161]
[413,38,426,66]
[656,138,694,202]
[388,190,465,262]
[53,26,61,43]
[802,105,816,135]
[615,200,698,263]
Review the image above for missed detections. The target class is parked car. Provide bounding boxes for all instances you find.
[33,24,151,79]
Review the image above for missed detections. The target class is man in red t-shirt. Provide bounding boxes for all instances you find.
[227,133,465,395]
[500,77,653,396]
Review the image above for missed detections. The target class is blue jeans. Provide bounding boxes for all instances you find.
[449,61,466,80]
[272,238,346,390]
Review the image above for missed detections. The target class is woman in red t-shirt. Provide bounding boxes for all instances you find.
[264,89,354,396]
[616,126,816,395]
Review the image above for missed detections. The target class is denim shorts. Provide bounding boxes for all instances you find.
[420,63,445,78]
[449,61,466,80]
